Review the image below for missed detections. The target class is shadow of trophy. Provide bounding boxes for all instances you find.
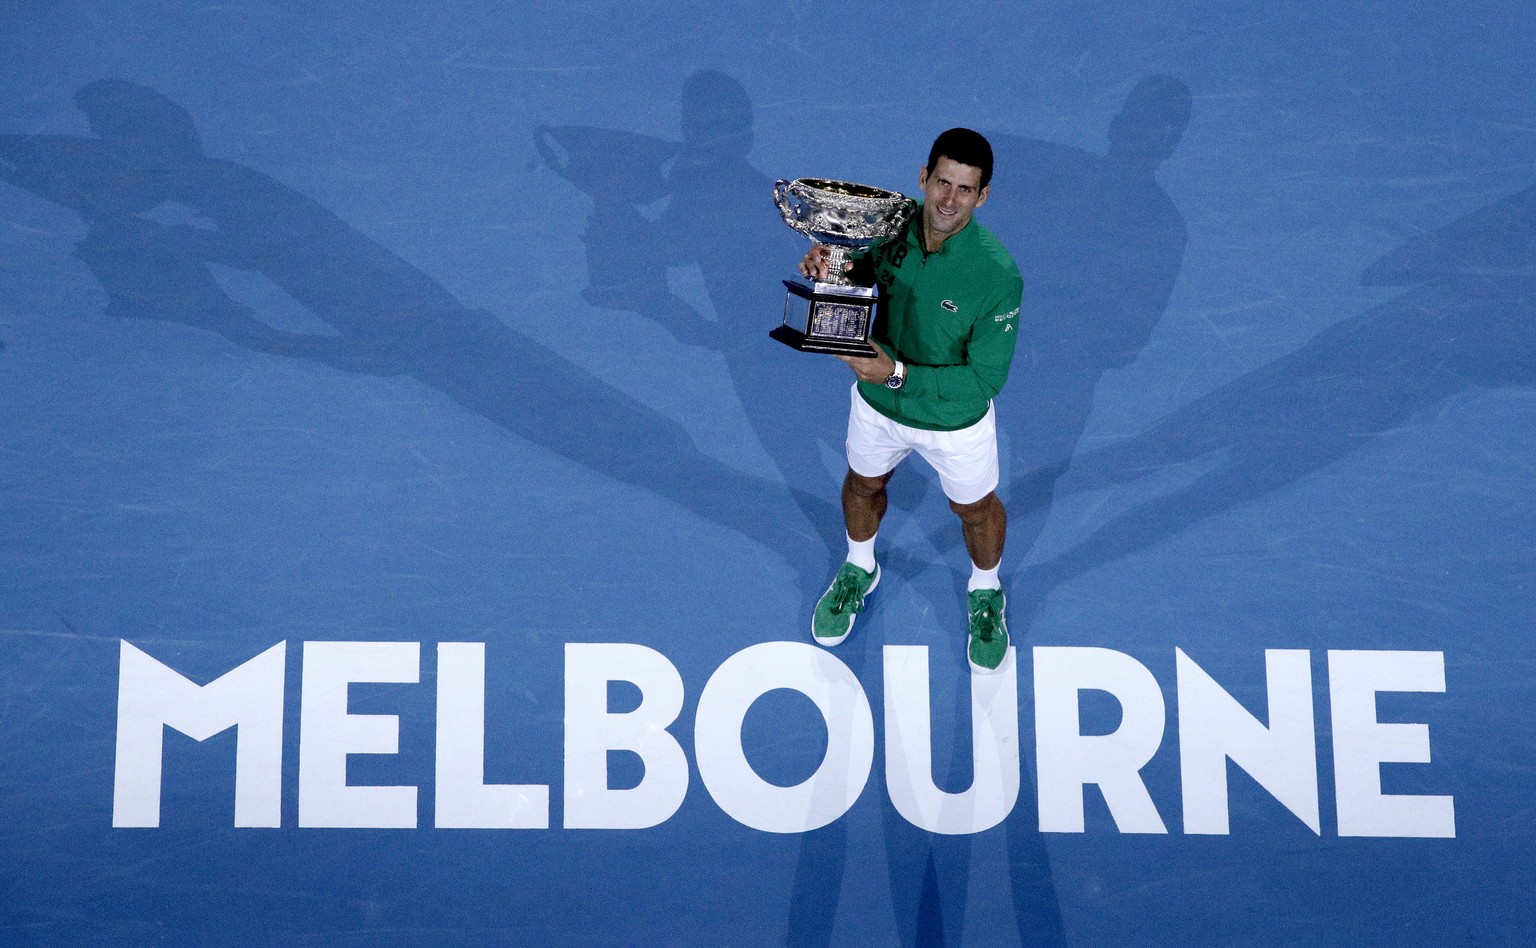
[534,124,679,312]
[771,177,914,357]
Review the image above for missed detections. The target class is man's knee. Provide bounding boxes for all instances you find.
[845,468,891,499]
[949,491,1003,521]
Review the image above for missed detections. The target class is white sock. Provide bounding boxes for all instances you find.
[968,562,1001,592]
[846,533,877,573]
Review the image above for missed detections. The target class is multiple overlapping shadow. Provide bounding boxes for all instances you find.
[0,80,828,593]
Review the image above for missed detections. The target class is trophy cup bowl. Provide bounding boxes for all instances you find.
[771,178,915,356]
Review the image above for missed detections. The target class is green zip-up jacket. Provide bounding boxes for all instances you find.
[852,208,1023,431]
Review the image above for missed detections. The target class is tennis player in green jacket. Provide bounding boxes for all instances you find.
[800,127,1023,674]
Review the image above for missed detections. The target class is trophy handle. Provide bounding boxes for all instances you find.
[773,179,806,231]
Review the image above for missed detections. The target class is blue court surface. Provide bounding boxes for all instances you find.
[3,2,1535,945]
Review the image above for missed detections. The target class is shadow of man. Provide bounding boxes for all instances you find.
[534,71,859,588]
[1020,175,1536,601]
[0,80,826,583]
[980,77,1192,563]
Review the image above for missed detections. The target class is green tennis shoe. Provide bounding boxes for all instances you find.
[967,588,1009,673]
[812,561,880,647]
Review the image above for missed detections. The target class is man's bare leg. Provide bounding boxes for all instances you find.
[843,467,893,543]
[812,467,893,646]
[954,490,1009,673]
[951,490,1006,573]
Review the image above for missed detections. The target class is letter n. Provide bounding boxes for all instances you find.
[1177,649,1320,834]
[113,641,287,828]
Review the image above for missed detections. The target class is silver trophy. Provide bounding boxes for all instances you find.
[772,178,916,356]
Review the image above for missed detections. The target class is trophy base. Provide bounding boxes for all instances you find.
[770,325,878,358]
[774,278,879,358]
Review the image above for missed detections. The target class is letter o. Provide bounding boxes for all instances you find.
[695,642,874,833]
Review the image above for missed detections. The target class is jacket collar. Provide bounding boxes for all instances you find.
[909,201,976,257]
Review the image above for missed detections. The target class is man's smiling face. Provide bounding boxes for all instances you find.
[918,155,989,252]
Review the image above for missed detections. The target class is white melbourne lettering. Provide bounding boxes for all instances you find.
[112,640,1455,839]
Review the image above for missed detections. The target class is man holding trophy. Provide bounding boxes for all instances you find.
[785,128,1024,674]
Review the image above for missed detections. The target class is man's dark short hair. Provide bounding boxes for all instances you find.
[927,128,994,188]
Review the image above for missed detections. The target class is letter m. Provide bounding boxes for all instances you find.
[113,641,287,827]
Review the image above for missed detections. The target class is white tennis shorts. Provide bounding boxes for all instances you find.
[845,383,1000,505]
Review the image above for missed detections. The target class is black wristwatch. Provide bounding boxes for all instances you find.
[884,361,906,390]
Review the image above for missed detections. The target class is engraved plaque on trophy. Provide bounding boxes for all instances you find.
[771,178,916,357]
